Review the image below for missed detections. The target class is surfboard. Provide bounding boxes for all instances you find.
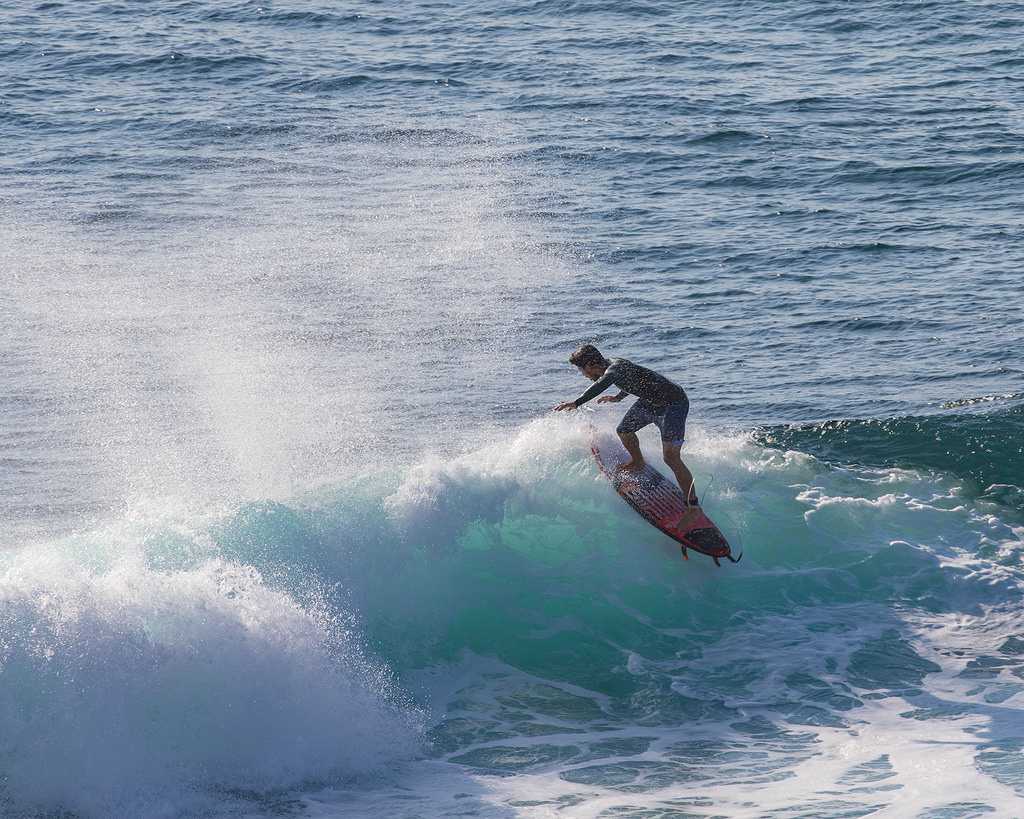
[590,431,741,566]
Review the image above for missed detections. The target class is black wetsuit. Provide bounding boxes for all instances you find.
[572,358,687,408]
[573,358,690,444]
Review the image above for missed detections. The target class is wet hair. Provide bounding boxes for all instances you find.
[569,344,608,369]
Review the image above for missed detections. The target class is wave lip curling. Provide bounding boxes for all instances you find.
[0,526,421,818]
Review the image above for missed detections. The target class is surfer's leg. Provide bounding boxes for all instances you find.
[616,401,655,470]
[658,401,698,504]
[662,443,698,505]
[618,431,644,470]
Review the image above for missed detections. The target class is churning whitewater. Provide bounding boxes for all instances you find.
[4,409,1024,816]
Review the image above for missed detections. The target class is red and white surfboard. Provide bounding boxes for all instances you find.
[590,431,741,566]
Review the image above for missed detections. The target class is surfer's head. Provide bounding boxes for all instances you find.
[570,344,609,380]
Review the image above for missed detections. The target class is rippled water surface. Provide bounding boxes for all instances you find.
[2,1,1024,817]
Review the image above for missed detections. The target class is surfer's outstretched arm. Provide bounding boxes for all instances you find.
[569,371,615,408]
[554,372,617,411]
[557,376,610,413]
[554,344,623,411]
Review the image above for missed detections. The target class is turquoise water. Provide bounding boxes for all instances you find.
[2,1,1024,816]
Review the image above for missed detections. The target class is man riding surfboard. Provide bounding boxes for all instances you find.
[554,344,699,507]
[557,343,700,505]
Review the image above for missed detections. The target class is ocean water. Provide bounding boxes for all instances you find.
[2,0,1024,816]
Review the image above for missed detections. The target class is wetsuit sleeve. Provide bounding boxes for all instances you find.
[573,371,616,407]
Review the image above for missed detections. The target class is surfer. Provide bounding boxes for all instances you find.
[554,344,699,506]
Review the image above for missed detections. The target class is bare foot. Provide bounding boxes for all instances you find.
[620,460,645,472]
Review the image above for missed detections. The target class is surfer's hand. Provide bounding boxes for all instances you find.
[597,395,622,404]
[553,401,577,411]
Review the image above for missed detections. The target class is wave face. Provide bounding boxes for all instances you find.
[9,412,1022,816]
[0,516,421,817]
[314,414,1024,817]
[757,398,1024,503]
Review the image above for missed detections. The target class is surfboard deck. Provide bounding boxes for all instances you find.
[590,432,740,565]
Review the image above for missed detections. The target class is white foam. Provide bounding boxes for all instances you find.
[305,426,1024,818]
[0,518,420,817]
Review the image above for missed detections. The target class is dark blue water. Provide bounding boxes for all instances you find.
[3,2,1024,816]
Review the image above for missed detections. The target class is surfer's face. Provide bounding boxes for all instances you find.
[579,363,605,381]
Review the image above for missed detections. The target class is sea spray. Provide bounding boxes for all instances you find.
[0,516,421,818]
